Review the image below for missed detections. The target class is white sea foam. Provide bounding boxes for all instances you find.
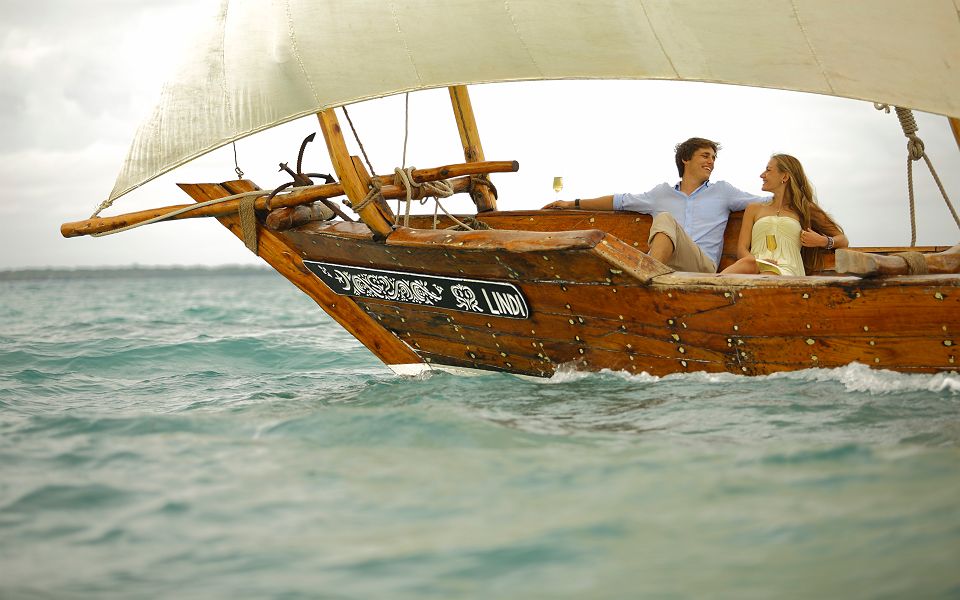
[545,362,596,383]
[770,362,960,395]
[546,361,960,395]
[546,364,661,384]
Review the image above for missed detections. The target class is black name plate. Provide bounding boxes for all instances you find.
[304,261,529,319]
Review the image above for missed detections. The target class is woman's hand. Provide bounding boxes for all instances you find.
[542,200,574,210]
[800,228,828,248]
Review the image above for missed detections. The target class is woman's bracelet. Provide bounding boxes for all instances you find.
[825,235,835,250]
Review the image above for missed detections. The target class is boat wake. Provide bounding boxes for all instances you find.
[546,361,960,395]
[772,362,960,395]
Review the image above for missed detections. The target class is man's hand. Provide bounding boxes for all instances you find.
[542,200,574,210]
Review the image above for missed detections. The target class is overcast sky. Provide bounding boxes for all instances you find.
[2,0,959,270]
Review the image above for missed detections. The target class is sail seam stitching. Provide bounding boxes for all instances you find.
[218,0,234,126]
[789,0,835,94]
[636,0,680,79]
[503,0,544,77]
[286,0,322,105]
[388,1,424,86]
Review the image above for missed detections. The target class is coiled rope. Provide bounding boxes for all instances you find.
[875,104,959,245]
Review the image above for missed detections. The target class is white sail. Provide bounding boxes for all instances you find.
[108,0,960,204]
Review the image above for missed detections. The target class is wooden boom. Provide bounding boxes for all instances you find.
[60,160,519,238]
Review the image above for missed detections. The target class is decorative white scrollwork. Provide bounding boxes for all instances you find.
[450,284,483,312]
[303,261,529,319]
[338,270,443,305]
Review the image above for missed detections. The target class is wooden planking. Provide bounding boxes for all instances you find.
[355,277,958,376]
[361,292,957,375]
[178,180,421,367]
[269,203,959,377]
[361,294,958,376]
[336,252,960,376]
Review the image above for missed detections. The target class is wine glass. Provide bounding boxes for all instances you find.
[765,234,778,251]
[552,176,563,199]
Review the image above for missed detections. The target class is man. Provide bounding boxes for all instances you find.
[542,137,766,273]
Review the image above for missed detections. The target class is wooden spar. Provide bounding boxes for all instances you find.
[835,245,960,277]
[317,109,395,239]
[351,156,393,217]
[180,180,422,368]
[59,161,519,238]
[449,85,497,212]
[950,117,960,152]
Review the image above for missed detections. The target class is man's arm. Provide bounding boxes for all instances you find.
[542,195,615,210]
[720,182,768,211]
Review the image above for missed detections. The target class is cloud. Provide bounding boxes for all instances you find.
[0,0,206,153]
[1,2,958,269]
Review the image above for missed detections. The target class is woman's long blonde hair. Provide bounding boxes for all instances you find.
[772,154,844,272]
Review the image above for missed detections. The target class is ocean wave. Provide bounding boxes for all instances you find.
[541,362,960,396]
[771,362,960,395]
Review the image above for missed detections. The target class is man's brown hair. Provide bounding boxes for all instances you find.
[674,137,720,178]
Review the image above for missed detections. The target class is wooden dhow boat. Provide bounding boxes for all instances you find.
[61,0,960,378]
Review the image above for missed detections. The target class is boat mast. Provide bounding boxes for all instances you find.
[317,109,396,239]
[448,85,498,212]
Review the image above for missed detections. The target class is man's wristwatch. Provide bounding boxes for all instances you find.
[574,198,580,208]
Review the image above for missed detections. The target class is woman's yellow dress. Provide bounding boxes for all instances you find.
[750,215,804,276]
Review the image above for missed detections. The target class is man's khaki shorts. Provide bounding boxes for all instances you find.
[648,212,717,273]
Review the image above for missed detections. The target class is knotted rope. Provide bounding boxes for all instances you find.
[391,166,465,229]
[875,104,959,245]
[354,179,385,214]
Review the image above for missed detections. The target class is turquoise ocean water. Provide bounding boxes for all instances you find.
[2,268,959,599]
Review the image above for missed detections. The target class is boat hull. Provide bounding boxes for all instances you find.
[184,180,960,378]
[281,223,959,378]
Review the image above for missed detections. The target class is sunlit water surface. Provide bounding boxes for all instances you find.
[1,270,958,599]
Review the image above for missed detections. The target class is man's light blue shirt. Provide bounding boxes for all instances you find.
[613,181,766,267]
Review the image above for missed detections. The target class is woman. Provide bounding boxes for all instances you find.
[721,154,847,276]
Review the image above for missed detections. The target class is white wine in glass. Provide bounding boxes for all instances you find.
[765,234,778,251]
[552,176,563,196]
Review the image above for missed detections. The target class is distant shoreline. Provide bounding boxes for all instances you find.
[0,265,276,281]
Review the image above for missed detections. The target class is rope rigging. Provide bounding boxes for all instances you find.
[343,97,474,231]
[875,104,959,245]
